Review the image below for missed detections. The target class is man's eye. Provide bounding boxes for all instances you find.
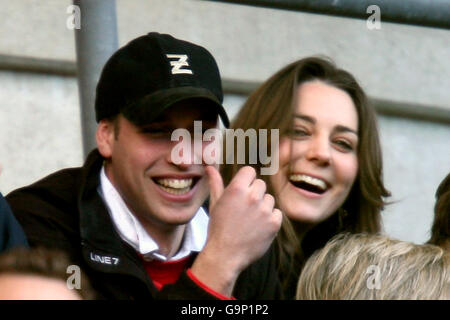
[202,127,216,134]
[142,128,172,135]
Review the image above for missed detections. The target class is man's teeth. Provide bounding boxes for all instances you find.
[289,174,327,190]
[157,178,193,188]
[156,178,193,195]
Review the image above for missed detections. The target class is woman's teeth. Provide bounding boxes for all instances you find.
[289,174,327,191]
[155,178,193,195]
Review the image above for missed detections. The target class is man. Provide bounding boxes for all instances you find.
[0,165,28,252]
[7,32,282,299]
[0,193,28,252]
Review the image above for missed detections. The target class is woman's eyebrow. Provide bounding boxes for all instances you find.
[334,125,358,136]
[294,114,315,124]
[294,114,358,135]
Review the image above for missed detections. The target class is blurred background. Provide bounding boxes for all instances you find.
[0,0,449,244]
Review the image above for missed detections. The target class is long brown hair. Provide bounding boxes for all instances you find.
[221,57,391,297]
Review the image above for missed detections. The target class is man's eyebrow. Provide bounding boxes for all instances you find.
[139,122,171,129]
[294,114,358,135]
[200,118,219,125]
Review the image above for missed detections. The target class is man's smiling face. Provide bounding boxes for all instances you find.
[98,100,219,234]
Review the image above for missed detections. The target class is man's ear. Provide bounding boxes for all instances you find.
[96,119,115,158]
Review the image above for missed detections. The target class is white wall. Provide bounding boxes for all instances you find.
[0,71,82,192]
[379,116,450,243]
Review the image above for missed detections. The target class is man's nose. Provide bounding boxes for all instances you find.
[167,137,204,168]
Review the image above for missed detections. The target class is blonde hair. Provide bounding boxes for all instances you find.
[296,233,450,300]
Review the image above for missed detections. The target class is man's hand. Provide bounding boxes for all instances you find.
[190,166,282,297]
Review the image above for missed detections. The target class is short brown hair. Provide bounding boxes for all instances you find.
[0,247,96,299]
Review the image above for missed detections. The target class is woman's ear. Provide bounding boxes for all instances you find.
[96,119,115,158]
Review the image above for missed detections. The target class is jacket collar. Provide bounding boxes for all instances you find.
[99,166,209,261]
[77,150,149,280]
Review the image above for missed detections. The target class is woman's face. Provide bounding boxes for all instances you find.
[270,80,359,224]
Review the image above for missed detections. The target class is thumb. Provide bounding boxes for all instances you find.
[205,165,224,212]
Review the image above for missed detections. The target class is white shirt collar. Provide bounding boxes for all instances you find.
[98,166,208,262]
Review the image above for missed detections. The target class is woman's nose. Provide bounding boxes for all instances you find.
[305,136,331,166]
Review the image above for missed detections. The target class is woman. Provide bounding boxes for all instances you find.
[221,57,391,298]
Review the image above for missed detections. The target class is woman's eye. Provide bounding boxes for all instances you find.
[291,128,309,138]
[334,139,354,151]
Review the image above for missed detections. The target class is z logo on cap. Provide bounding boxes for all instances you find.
[166,54,193,75]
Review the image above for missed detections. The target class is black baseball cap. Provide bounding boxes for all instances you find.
[95,32,230,127]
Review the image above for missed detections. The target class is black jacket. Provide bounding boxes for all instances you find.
[6,150,281,300]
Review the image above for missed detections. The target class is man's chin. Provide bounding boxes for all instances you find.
[159,206,201,224]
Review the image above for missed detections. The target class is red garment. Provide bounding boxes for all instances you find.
[142,256,193,290]
[186,269,236,300]
[141,254,235,300]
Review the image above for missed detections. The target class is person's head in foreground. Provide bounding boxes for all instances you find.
[0,247,95,300]
[428,172,450,250]
[221,56,390,297]
[296,233,450,300]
